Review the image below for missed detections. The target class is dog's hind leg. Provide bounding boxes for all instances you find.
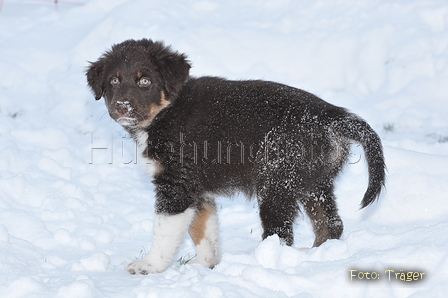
[303,186,343,247]
[188,201,221,269]
[258,189,300,246]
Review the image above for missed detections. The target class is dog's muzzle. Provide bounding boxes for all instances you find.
[115,101,137,126]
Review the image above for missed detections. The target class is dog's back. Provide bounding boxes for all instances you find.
[145,76,351,188]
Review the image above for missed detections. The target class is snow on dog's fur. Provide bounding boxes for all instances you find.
[86,39,386,275]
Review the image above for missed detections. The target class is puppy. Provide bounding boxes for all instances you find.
[86,39,385,275]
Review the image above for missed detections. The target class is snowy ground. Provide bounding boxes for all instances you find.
[1,0,448,297]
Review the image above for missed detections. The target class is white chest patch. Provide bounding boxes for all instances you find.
[134,130,162,177]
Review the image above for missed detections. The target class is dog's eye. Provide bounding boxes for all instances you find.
[138,77,151,87]
[110,77,120,86]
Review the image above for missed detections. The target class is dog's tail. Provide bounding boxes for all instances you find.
[332,112,386,209]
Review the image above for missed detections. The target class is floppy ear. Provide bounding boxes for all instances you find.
[86,59,107,101]
[152,42,191,99]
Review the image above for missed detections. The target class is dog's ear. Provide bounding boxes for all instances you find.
[151,42,191,98]
[86,58,107,101]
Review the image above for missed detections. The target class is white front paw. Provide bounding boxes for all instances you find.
[126,260,161,275]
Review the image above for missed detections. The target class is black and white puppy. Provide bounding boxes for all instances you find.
[86,39,386,275]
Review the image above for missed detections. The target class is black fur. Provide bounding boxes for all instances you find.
[86,38,385,248]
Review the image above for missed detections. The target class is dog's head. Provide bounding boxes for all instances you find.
[86,39,191,128]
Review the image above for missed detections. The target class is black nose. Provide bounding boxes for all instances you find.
[115,101,131,116]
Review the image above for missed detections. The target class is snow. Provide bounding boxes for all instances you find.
[1,0,448,297]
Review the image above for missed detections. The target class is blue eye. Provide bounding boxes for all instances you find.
[111,77,120,86]
[139,77,151,87]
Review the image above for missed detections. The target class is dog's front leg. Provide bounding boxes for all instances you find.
[126,208,196,274]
